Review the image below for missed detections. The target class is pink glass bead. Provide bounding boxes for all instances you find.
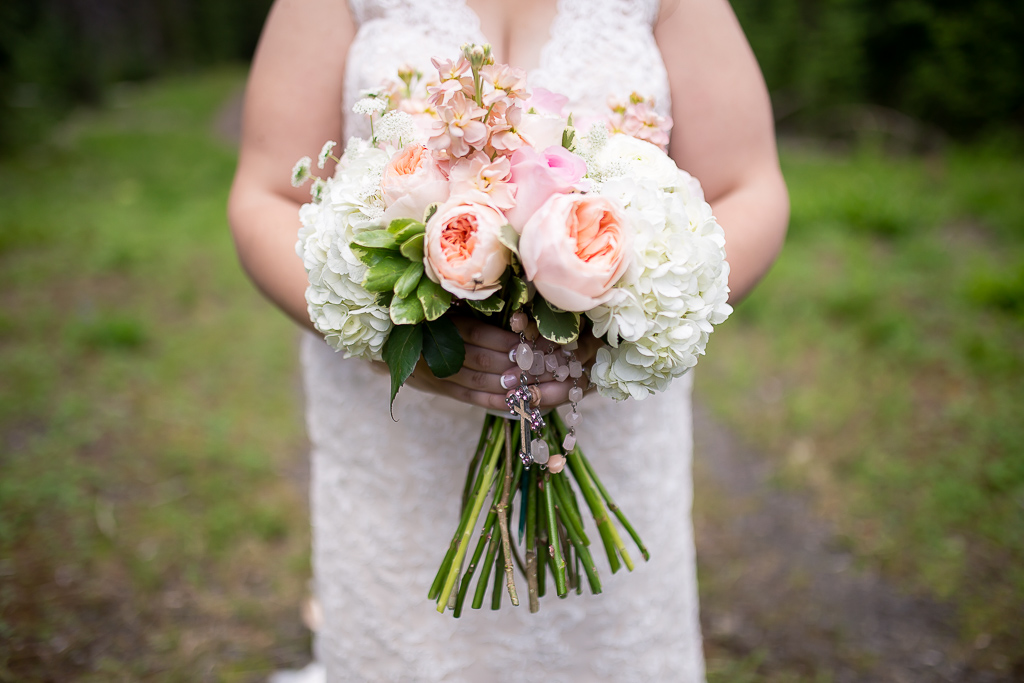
[568,386,584,402]
[530,351,546,376]
[553,366,570,382]
[531,438,550,465]
[544,355,559,373]
[565,410,581,427]
[547,453,566,474]
[510,311,528,333]
[568,361,583,378]
[515,343,534,371]
[562,432,576,451]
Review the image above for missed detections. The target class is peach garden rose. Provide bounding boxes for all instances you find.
[518,193,632,312]
[381,143,450,222]
[423,198,511,300]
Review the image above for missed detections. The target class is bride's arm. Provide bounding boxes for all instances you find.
[655,0,790,303]
[228,0,356,330]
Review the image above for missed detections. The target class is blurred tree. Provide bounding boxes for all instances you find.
[730,0,1024,137]
[0,0,273,152]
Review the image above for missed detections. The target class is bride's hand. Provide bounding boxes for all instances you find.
[400,317,601,411]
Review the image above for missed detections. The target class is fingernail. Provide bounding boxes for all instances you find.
[500,371,518,389]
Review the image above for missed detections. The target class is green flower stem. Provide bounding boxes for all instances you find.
[430,416,500,601]
[578,448,649,562]
[535,475,548,599]
[436,424,506,612]
[491,546,504,610]
[543,472,568,597]
[524,465,540,612]
[552,412,633,573]
[453,485,501,617]
[548,461,590,547]
[496,420,520,607]
[550,472,602,593]
[472,514,502,610]
[575,549,584,595]
[461,414,494,510]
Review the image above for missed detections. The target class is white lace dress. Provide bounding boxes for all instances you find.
[299,1,705,681]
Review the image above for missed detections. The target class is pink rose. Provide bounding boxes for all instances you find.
[381,144,450,222]
[504,146,587,232]
[519,194,632,312]
[424,199,511,300]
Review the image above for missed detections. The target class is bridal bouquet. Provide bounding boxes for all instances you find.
[293,45,732,615]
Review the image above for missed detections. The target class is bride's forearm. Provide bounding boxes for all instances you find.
[228,185,315,331]
[707,169,790,304]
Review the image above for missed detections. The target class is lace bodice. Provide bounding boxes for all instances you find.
[300,2,706,681]
[343,0,671,139]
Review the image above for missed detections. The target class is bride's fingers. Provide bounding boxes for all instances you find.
[453,317,521,352]
[461,343,515,375]
[534,378,573,409]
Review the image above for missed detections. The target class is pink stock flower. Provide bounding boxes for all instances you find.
[380,143,450,222]
[519,194,633,312]
[424,199,511,300]
[427,57,473,106]
[448,153,516,210]
[606,93,673,150]
[481,64,529,106]
[487,104,528,155]
[504,145,587,231]
[428,92,489,158]
[626,102,672,149]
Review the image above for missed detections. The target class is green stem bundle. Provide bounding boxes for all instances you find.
[431,411,649,616]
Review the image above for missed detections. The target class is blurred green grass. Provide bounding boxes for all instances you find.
[2,68,1023,680]
[698,138,1024,666]
[0,69,311,681]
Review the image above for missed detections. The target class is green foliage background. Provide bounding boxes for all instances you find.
[729,0,1024,135]
[0,0,273,151]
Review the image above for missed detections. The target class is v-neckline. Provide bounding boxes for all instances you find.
[457,0,563,78]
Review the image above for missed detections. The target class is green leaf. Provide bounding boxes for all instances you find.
[381,324,423,416]
[423,203,440,224]
[391,291,426,325]
[354,244,397,268]
[533,297,580,344]
[363,253,411,292]
[467,293,504,314]
[387,218,426,242]
[498,224,520,257]
[416,277,452,321]
[508,276,530,312]
[422,317,465,378]
[352,229,401,250]
[394,261,424,299]
[400,233,425,262]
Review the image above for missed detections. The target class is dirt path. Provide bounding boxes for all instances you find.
[692,406,1012,682]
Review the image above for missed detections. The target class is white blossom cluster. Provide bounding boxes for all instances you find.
[295,139,393,360]
[584,134,733,400]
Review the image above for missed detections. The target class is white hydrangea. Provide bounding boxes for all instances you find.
[295,139,392,360]
[587,163,733,401]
